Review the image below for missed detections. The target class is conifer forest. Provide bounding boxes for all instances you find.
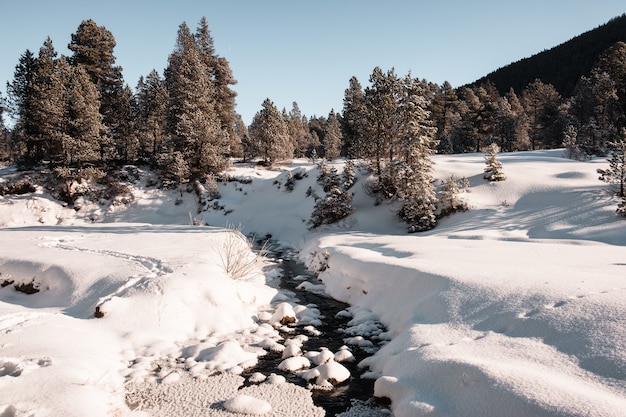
[1,15,626,230]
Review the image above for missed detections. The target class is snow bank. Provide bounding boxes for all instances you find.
[299,151,626,417]
[2,150,626,416]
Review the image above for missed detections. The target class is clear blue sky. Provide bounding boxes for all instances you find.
[1,0,624,124]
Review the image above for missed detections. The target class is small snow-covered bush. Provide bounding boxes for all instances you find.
[308,187,355,229]
[438,175,469,218]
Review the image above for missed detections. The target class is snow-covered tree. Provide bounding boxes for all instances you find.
[342,160,356,190]
[165,21,231,176]
[562,124,581,160]
[438,175,468,217]
[597,130,626,197]
[394,74,439,232]
[484,143,506,181]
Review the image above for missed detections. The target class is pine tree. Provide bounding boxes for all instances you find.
[6,49,37,160]
[430,81,461,154]
[484,143,506,181]
[68,19,128,162]
[597,129,626,197]
[395,74,439,233]
[195,17,238,148]
[322,111,342,160]
[341,76,367,159]
[521,79,562,150]
[308,161,354,229]
[135,70,167,161]
[248,98,293,165]
[286,102,313,157]
[64,64,103,167]
[165,21,229,176]
[29,37,67,166]
[0,92,9,162]
[364,67,400,176]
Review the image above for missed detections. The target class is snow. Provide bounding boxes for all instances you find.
[1,150,626,416]
[224,394,272,415]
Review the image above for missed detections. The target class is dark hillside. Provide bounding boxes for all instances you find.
[470,14,626,96]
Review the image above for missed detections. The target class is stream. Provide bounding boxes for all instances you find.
[244,244,390,416]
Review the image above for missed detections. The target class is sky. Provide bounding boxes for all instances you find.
[1,0,625,125]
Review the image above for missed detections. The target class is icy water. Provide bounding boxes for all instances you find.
[244,245,390,416]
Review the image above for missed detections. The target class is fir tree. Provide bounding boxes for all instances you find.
[484,143,506,181]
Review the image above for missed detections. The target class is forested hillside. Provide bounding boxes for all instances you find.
[472,14,626,97]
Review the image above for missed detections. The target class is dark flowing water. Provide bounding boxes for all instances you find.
[243,245,389,416]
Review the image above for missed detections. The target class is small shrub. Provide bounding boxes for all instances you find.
[216,224,268,281]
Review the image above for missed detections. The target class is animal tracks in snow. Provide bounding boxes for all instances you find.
[37,236,173,315]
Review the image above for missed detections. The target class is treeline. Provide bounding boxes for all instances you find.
[0,18,240,188]
[1,18,626,205]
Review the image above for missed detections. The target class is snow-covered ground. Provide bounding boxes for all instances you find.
[1,150,625,416]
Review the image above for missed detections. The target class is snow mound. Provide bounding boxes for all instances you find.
[224,394,272,415]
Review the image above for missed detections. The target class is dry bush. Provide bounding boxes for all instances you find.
[216,224,268,281]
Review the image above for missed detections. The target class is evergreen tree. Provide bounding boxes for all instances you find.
[364,67,399,175]
[322,111,342,160]
[135,70,167,161]
[595,41,626,116]
[64,64,103,167]
[430,81,461,154]
[248,98,293,165]
[28,37,67,166]
[341,76,367,158]
[521,79,561,150]
[195,17,238,153]
[562,125,581,160]
[438,175,468,217]
[6,49,37,160]
[286,102,313,157]
[394,74,439,233]
[68,19,128,162]
[570,70,623,155]
[164,21,229,175]
[230,113,247,159]
[597,129,626,197]
[505,88,530,150]
[484,143,506,181]
[308,161,354,229]
[0,92,9,162]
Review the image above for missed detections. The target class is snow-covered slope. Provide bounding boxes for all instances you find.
[1,150,625,417]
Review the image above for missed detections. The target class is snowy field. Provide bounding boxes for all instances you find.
[1,149,625,416]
